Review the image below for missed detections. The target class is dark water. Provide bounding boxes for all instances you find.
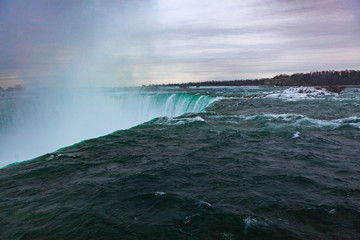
[1,86,360,239]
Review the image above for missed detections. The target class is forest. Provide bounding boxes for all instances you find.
[0,84,24,91]
[149,70,360,87]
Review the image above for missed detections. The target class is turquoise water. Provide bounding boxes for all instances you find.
[0,90,217,166]
[0,86,359,239]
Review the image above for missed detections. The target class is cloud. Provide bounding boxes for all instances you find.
[148,0,360,82]
[0,0,359,87]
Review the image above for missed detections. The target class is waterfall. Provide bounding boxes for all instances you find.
[0,89,216,166]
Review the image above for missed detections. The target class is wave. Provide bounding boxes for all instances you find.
[0,90,217,167]
[210,113,360,129]
[150,116,206,125]
[291,131,300,138]
[243,216,272,233]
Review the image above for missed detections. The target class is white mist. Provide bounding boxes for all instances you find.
[0,89,214,167]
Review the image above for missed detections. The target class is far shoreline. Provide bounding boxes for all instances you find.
[145,70,360,89]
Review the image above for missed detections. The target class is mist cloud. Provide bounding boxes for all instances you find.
[0,0,155,88]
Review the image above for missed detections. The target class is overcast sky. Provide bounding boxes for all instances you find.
[0,0,359,88]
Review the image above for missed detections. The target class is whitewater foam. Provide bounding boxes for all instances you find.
[292,132,300,138]
[154,191,166,196]
[296,116,360,129]
[198,200,212,207]
[329,209,336,214]
[264,86,335,100]
[152,116,206,125]
[183,214,201,224]
[210,114,360,129]
[244,113,305,121]
[222,232,234,240]
[243,216,271,234]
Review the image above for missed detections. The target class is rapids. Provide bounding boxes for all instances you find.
[0,86,359,239]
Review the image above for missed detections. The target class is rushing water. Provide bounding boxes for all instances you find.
[0,89,217,166]
[0,86,359,239]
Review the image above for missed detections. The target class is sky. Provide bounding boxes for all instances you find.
[0,0,359,88]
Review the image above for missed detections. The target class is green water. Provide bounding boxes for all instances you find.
[0,86,359,239]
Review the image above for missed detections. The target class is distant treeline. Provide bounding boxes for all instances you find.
[0,84,24,92]
[147,70,360,87]
[267,70,360,86]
